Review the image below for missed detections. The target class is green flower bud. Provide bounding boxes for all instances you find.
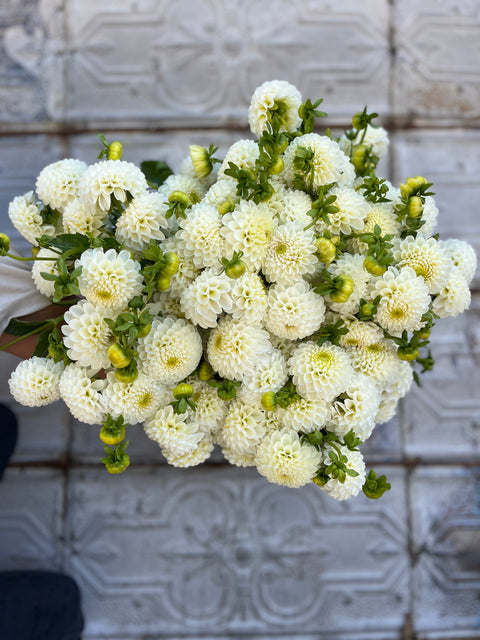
[155,274,170,292]
[217,198,236,215]
[189,145,212,179]
[400,176,428,199]
[197,360,214,381]
[168,190,190,207]
[315,237,337,265]
[99,424,126,445]
[397,345,420,361]
[351,144,369,173]
[351,112,364,130]
[407,195,423,218]
[106,141,123,160]
[363,255,387,276]
[162,252,180,277]
[268,156,284,175]
[0,233,10,255]
[107,343,131,369]
[360,302,375,318]
[330,275,354,303]
[261,391,276,412]
[173,383,194,399]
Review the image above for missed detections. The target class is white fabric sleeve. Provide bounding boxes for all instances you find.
[0,256,51,334]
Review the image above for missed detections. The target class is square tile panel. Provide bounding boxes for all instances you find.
[409,465,480,638]
[64,465,409,638]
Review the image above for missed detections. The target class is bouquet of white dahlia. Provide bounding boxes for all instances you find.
[1,80,476,500]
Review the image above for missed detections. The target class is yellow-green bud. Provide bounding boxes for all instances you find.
[168,190,190,207]
[173,383,194,399]
[268,156,284,175]
[400,176,428,198]
[330,275,354,303]
[360,302,375,317]
[197,361,214,381]
[189,145,212,179]
[99,424,126,445]
[217,198,235,215]
[107,343,131,369]
[261,391,276,412]
[162,252,180,277]
[351,144,369,173]
[0,233,10,255]
[363,255,387,276]
[407,195,423,218]
[351,112,364,130]
[106,141,123,160]
[155,274,170,292]
[315,237,337,265]
[31,246,40,258]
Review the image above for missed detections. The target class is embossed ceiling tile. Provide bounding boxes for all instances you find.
[64,0,390,124]
[0,0,66,121]
[392,130,480,286]
[0,468,64,571]
[403,296,480,461]
[409,466,480,637]
[393,0,480,123]
[0,352,71,464]
[64,465,408,637]
[0,135,67,254]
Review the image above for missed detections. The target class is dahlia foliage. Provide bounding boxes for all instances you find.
[2,81,476,499]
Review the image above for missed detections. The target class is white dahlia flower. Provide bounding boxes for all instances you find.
[340,319,384,349]
[442,238,477,284]
[248,79,302,138]
[221,446,256,468]
[76,248,143,314]
[162,434,214,468]
[241,349,288,400]
[374,266,430,336]
[103,371,164,425]
[277,188,313,227]
[349,339,399,389]
[385,359,414,399]
[8,191,56,246]
[265,281,325,340]
[144,404,204,456]
[255,428,322,488]
[276,395,330,433]
[230,271,268,323]
[262,222,318,285]
[353,202,400,252]
[153,292,185,319]
[221,200,277,270]
[288,341,353,402]
[31,248,59,298]
[418,195,439,238]
[220,398,267,454]
[203,177,238,210]
[36,159,88,211]
[180,268,233,328]
[327,373,380,440]
[62,299,113,370]
[317,186,368,236]
[431,268,471,318]
[375,394,400,424]
[394,235,450,294]
[62,198,104,237]
[79,160,147,211]
[115,192,167,251]
[322,446,366,501]
[190,380,227,433]
[137,316,202,384]
[207,317,272,381]
[178,203,225,268]
[59,364,106,425]
[217,139,260,180]
[9,357,64,407]
[283,134,351,190]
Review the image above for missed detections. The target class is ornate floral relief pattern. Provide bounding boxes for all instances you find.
[65,467,409,636]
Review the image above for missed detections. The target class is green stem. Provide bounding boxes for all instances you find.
[4,252,61,262]
[0,316,63,352]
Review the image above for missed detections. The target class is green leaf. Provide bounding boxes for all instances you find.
[140,161,173,188]
[4,318,51,337]
[39,233,90,254]
[33,330,51,357]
